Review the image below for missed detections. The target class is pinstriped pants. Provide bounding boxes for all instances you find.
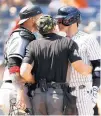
[70,82,94,115]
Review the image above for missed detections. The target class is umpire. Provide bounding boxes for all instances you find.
[20,15,92,115]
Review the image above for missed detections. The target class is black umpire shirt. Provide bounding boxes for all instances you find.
[23,33,81,83]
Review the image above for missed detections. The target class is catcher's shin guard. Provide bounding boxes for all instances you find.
[9,98,32,115]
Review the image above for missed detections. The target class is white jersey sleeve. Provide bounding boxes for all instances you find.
[86,35,101,61]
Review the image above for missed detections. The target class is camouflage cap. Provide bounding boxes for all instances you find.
[36,15,55,35]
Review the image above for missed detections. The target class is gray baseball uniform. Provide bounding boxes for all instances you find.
[0,27,35,115]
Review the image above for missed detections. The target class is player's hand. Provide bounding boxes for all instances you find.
[90,86,99,108]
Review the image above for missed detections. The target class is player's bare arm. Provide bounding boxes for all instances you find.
[72,60,92,75]
[20,63,35,84]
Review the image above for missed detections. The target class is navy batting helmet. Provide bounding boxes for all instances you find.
[55,6,81,26]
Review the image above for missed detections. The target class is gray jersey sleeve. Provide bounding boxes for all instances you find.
[6,32,30,60]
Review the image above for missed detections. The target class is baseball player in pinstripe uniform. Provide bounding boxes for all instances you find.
[55,6,101,115]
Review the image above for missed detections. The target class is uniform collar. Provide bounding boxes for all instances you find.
[57,31,80,40]
[57,31,67,37]
[43,33,59,40]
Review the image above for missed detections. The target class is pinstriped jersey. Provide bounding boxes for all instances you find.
[66,31,101,87]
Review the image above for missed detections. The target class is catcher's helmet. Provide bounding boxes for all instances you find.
[55,6,81,26]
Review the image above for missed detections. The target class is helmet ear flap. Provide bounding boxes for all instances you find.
[62,17,72,26]
[62,14,80,26]
[62,17,69,26]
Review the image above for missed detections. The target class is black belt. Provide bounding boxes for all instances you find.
[48,83,76,93]
[36,82,75,92]
[36,82,63,89]
[47,82,63,89]
[5,80,12,83]
[4,80,85,91]
[72,85,86,90]
[37,82,86,91]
